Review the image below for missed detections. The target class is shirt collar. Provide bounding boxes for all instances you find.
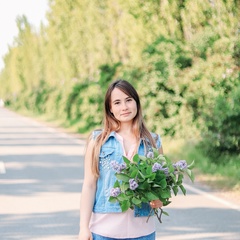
[105,131,116,141]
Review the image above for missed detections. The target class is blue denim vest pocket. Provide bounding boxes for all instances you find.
[134,203,153,217]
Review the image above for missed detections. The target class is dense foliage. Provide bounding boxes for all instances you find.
[0,0,239,160]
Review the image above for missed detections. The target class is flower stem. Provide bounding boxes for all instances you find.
[146,208,154,223]
[155,208,163,223]
[146,207,163,223]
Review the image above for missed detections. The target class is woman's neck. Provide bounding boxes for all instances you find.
[117,122,133,135]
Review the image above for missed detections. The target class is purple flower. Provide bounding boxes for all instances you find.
[110,161,127,173]
[110,160,119,170]
[173,160,188,170]
[110,187,121,197]
[119,163,127,171]
[129,179,139,190]
[152,162,163,172]
[163,167,169,175]
[147,151,154,159]
[152,163,169,175]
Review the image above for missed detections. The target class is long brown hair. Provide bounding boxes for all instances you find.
[91,79,156,176]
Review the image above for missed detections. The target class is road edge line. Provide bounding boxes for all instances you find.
[184,183,240,211]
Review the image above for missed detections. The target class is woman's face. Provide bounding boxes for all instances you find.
[110,88,137,124]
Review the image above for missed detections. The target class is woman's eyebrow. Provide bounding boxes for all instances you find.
[112,96,131,103]
[112,99,120,103]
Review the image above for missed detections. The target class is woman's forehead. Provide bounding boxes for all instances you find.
[111,88,130,100]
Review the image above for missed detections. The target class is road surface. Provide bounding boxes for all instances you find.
[0,108,239,240]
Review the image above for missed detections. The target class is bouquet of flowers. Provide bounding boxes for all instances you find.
[109,148,194,223]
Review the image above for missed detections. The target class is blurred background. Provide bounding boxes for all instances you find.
[0,0,239,197]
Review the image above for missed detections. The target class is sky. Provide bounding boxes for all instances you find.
[0,0,49,70]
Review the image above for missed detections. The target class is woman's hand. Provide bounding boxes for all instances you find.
[78,227,92,240]
[150,199,163,209]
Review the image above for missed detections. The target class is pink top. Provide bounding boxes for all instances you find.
[90,133,155,238]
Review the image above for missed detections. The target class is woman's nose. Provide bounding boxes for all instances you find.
[122,102,128,110]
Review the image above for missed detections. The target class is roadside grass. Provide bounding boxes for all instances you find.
[164,137,240,193]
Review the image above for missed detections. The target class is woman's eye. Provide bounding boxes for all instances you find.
[127,98,132,102]
[114,102,120,105]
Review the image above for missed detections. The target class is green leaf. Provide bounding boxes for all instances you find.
[122,156,131,164]
[187,169,195,182]
[163,200,171,206]
[162,210,169,216]
[145,191,158,201]
[133,154,139,163]
[139,155,147,161]
[120,200,130,212]
[148,173,156,181]
[172,186,178,196]
[120,182,129,192]
[129,165,138,173]
[147,178,154,183]
[138,181,150,190]
[115,173,130,182]
[113,180,120,188]
[159,178,167,188]
[157,155,166,162]
[117,193,128,201]
[153,148,159,157]
[177,173,183,183]
[187,160,195,170]
[180,185,186,195]
[169,173,176,183]
[141,197,149,203]
[138,170,146,180]
[146,165,153,175]
[160,189,171,199]
[132,197,142,205]
[109,196,118,203]
[155,173,164,182]
[168,164,175,173]
[130,169,138,178]
[125,190,134,197]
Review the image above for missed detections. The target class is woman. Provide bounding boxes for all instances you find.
[79,79,163,240]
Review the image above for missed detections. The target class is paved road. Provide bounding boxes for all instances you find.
[0,108,240,240]
[0,108,85,240]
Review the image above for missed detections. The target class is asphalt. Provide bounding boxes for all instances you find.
[0,107,240,240]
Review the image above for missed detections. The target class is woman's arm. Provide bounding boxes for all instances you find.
[79,139,98,240]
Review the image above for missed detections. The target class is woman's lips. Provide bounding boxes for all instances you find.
[121,112,131,116]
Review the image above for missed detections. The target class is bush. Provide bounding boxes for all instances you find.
[201,80,240,160]
[233,39,240,67]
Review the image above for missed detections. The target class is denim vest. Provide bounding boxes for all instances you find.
[92,130,161,217]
